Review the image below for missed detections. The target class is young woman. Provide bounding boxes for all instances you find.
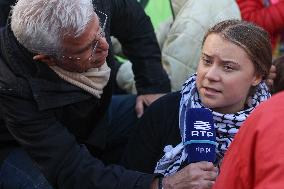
[121,19,272,188]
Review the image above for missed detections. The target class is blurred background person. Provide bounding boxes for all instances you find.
[236,0,284,58]
[115,0,241,93]
[271,55,284,93]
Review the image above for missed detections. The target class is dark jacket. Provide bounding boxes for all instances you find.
[104,0,170,94]
[0,0,16,4]
[0,0,164,188]
[121,92,181,173]
[0,0,16,26]
[1,0,171,93]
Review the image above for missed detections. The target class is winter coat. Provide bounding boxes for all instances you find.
[161,0,241,91]
[0,0,16,26]
[236,0,284,56]
[213,91,284,189]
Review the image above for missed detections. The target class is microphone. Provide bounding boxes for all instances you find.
[184,108,216,163]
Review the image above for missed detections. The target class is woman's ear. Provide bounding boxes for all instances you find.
[252,73,262,86]
[33,54,56,66]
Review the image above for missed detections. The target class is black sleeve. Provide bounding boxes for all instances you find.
[0,91,155,189]
[0,0,16,26]
[121,92,182,173]
[109,0,171,94]
[0,5,11,27]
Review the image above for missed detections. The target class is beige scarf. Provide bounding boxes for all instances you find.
[50,62,111,98]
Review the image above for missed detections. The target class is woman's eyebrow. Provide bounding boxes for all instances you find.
[220,58,240,65]
[201,52,211,58]
[222,60,239,65]
[202,52,239,65]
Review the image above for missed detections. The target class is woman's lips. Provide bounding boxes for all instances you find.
[203,87,221,96]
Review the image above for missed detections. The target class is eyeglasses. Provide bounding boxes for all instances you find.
[61,10,108,62]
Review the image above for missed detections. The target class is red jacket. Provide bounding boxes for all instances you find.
[236,0,284,50]
[213,91,284,189]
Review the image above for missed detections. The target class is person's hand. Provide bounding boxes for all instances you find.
[266,65,276,89]
[162,161,218,189]
[135,93,165,118]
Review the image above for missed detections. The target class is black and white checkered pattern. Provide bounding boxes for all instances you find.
[154,74,270,176]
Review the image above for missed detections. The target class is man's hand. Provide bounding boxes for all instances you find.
[135,94,165,118]
[162,161,218,189]
[266,65,276,89]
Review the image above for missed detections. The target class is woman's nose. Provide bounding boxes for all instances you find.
[205,65,220,81]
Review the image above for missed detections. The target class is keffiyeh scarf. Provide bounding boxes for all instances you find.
[155,74,270,176]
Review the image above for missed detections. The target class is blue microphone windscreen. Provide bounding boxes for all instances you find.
[185,108,216,163]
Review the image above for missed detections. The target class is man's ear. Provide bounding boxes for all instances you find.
[33,54,56,66]
[252,73,262,86]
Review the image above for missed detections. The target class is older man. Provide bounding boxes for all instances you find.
[0,0,170,114]
[0,0,217,188]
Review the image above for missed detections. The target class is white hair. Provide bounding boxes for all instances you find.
[11,0,95,56]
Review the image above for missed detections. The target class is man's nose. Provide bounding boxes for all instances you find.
[99,37,109,51]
